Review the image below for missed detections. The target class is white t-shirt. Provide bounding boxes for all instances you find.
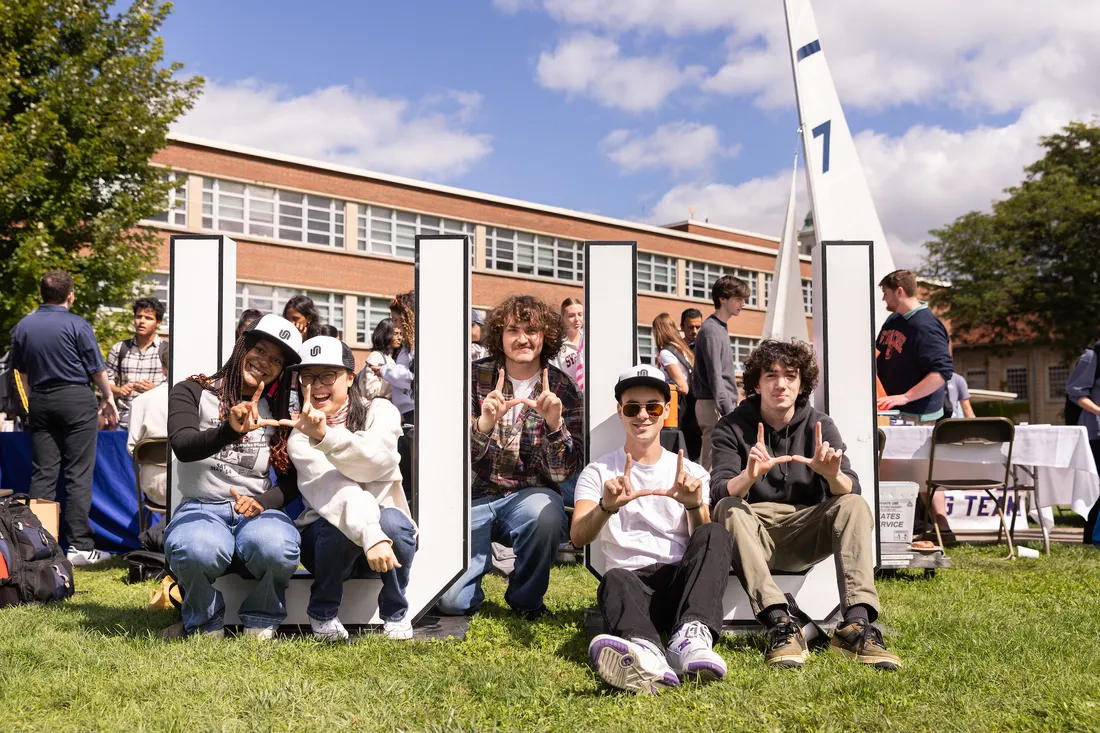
[506,373,540,425]
[658,348,681,382]
[575,448,711,572]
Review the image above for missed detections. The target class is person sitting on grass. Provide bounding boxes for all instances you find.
[710,339,900,671]
[163,315,303,640]
[284,336,416,642]
[435,295,584,620]
[573,365,730,694]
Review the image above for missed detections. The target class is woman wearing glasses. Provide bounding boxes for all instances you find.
[569,365,730,694]
[283,336,416,641]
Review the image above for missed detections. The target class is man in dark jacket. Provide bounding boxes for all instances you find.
[875,269,953,423]
[710,339,899,671]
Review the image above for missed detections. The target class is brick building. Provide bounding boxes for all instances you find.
[146,135,813,368]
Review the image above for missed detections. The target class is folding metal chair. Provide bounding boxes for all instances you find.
[132,438,168,534]
[924,417,1017,559]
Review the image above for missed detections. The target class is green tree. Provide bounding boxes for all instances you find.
[924,121,1100,362]
[0,0,201,349]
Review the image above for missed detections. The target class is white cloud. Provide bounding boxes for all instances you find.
[541,0,738,36]
[599,122,737,174]
[172,80,492,181]
[650,101,1087,268]
[535,34,705,112]
[492,0,537,13]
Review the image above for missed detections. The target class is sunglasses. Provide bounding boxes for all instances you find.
[299,370,341,387]
[621,401,666,418]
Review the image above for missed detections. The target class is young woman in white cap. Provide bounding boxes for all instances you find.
[162,314,304,640]
[283,336,417,641]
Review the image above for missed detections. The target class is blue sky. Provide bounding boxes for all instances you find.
[165,0,1097,267]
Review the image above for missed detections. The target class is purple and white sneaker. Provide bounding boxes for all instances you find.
[588,634,680,694]
[667,621,727,682]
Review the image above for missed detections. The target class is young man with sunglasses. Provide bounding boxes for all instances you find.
[436,295,584,620]
[709,340,900,671]
[572,365,731,694]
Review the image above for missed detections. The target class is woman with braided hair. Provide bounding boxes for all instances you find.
[161,315,304,640]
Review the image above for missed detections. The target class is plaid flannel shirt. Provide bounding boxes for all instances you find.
[105,336,166,428]
[470,358,584,500]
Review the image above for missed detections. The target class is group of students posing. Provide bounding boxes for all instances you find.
[162,276,900,696]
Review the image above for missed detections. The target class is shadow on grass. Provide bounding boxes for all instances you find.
[59,597,176,638]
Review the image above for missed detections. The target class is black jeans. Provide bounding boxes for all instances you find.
[597,522,731,647]
[28,382,98,551]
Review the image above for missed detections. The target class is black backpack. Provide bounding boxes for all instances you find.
[0,495,75,607]
[1064,344,1099,426]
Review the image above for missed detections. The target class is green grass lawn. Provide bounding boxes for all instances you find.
[2,543,1100,732]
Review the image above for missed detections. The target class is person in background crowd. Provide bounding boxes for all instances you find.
[678,308,705,462]
[162,315,302,640]
[692,276,749,471]
[875,269,953,424]
[1065,330,1100,544]
[653,313,694,398]
[471,309,488,361]
[436,295,584,619]
[318,324,340,339]
[127,345,171,505]
[236,309,263,340]
[946,372,975,419]
[552,297,584,392]
[710,339,899,671]
[358,318,399,401]
[285,336,416,642]
[680,308,704,350]
[105,297,167,430]
[12,270,119,565]
[284,295,322,341]
[376,292,416,500]
[574,365,730,694]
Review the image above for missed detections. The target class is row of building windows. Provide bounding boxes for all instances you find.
[201,178,346,248]
[637,252,812,314]
[965,365,1072,402]
[638,325,758,368]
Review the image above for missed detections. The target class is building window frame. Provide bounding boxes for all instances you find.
[637,252,677,294]
[148,171,187,227]
[357,205,474,260]
[1004,365,1029,402]
[202,178,345,248]
[684,260,760,307]
[485,227,584,282]
[1047,364,1071,402]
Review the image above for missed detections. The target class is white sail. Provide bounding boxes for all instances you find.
[762,153,809,342]
[783,0,896,329]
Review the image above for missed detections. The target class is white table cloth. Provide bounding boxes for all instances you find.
[880,424,1099,519]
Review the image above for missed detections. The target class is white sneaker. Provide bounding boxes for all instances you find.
[588,634,680,694]
[667,621,727,682]
[383,618,414,640]
[242,625,278,641]
[66,547,111,566]
[310,616,350,643]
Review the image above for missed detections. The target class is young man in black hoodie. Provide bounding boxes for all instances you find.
[710,339,900,671]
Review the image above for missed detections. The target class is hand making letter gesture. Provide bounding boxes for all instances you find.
[653,450,704,508]
[746,423,793,481]
[476,369,523,434]
[277,384,327,440]
[229,488,264,518]
[229,381,273,434]
[601,454,656,511]
[517,368,563,432]
[791,421,843,479]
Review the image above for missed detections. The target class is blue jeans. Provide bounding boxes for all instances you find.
[164,500,300,633]
[559,472,579,508]
[299,509,417,623]
[436,487,566,616]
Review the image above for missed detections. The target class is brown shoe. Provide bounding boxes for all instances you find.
[829,620,901,671]
[764,618,809,668]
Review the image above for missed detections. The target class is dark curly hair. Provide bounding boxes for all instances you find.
[742,339,819,407]
[483,295,563,366]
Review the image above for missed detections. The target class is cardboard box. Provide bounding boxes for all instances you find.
[29,499,60,540]
[878,481,919,545]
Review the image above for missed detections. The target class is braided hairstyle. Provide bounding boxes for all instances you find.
[187,333,294,472]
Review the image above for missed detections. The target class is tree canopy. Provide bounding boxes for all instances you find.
[0,0,201,349]
[924,121,1100,362]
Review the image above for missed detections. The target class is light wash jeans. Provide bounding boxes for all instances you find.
[164,500,300,633]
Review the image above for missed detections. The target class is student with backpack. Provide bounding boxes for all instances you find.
[1065,334,1100,546]
[284,336,416,641]
[105,297,168,430]
[162,315,303,640]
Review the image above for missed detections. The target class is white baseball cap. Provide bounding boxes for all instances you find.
[615,364,671,402]
[243,314,302,365]
[290,336,356,372]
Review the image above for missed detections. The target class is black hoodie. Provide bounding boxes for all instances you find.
[710,394,861,506]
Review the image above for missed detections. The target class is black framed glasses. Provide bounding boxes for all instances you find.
[622,401,665,418]
[299,371,340,387]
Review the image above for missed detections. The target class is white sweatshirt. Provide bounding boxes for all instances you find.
[288,397,414,550]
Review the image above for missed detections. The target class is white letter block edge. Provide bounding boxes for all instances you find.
[167,233,471,625]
